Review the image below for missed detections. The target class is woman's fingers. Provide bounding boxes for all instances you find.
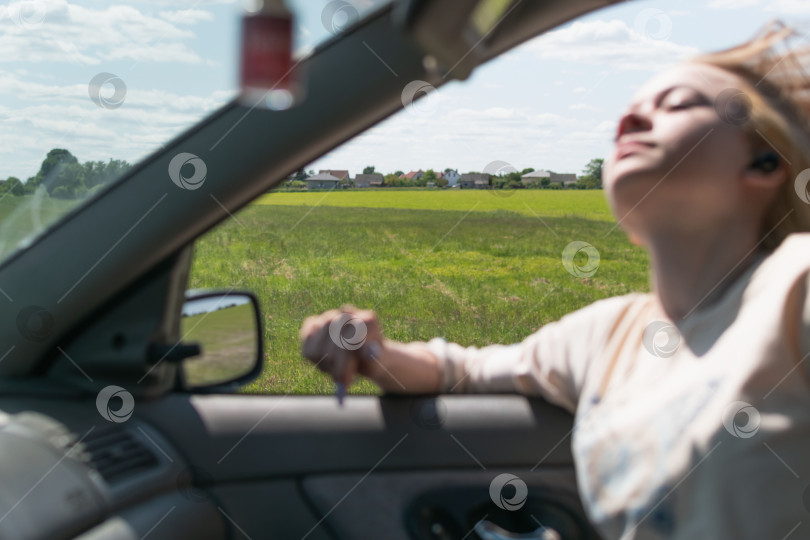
[299,306,384,384]
[300,309,339,363]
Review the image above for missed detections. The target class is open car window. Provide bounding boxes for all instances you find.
[188,0,810,395]
[0,0,390,266]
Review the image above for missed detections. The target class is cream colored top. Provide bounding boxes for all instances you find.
[425,232,810,539]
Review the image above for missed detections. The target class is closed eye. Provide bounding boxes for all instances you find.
[658,87,710,111]
[665,101,698,111]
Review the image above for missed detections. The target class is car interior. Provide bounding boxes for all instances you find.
[0,0,627,538]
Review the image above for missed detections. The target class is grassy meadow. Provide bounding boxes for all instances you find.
[253,189,616,221]
[189,189,651,395]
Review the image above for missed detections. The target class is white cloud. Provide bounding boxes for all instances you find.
[708,0,810,13]
[0,70,235,178]
[524,19,701,72]
[308,92,610,177]
[448,107,572,131]
[159,9,214,24]
[595,120,618,132]
[707,0,762,9]
[0,0,207,65]
[125,0,234,4]
[765,0,810,14]
[569,103,603,112]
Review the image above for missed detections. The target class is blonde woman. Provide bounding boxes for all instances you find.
[300,22,810,539]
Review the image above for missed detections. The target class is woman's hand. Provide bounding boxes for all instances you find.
[299,305,384,389]
[299,305,443,394]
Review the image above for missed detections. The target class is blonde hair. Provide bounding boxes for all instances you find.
[692,21,810,251]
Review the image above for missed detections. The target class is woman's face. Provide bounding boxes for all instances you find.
[603,62,757,242]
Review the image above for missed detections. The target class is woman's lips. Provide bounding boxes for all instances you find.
[615,140,654,160]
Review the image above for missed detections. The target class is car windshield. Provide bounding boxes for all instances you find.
[0,0,390,265]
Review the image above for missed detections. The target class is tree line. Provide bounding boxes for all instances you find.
[1,149,131,199]
[5,150,603,197]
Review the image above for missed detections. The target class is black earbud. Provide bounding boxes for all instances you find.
[749,152,780,173]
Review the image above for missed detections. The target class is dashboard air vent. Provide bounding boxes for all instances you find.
[81,426,159,482]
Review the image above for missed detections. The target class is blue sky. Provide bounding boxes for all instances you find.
[1,0,809,181]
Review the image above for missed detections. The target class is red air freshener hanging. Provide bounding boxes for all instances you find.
[240,0,299,109]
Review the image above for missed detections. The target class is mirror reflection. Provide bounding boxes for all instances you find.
[181,293,259,387]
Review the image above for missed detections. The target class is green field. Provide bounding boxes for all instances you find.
[254,189,615,221]
[189,190,651,395]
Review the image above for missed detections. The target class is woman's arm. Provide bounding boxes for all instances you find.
[370,340,443,393]
[299,295,639,408]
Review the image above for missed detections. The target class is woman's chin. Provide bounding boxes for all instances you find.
[606,157,655,183]
[605,170,661,219]
[605,162,664,197]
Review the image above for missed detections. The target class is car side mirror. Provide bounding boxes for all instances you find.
[178,290,263,392]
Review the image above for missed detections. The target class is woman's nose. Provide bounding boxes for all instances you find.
[616,110,652,140]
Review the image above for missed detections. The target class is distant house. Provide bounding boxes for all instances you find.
[521,170,578,188]
[520,170,552,185]
[442,169,460,186]
[549,173,578,187]
[319,169,349,182]
[402,169,424,181]
[459,173,490,189]
[306,173,342,190]
[354,173,384,188]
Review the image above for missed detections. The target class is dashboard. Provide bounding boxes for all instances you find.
[0,398,224,540]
